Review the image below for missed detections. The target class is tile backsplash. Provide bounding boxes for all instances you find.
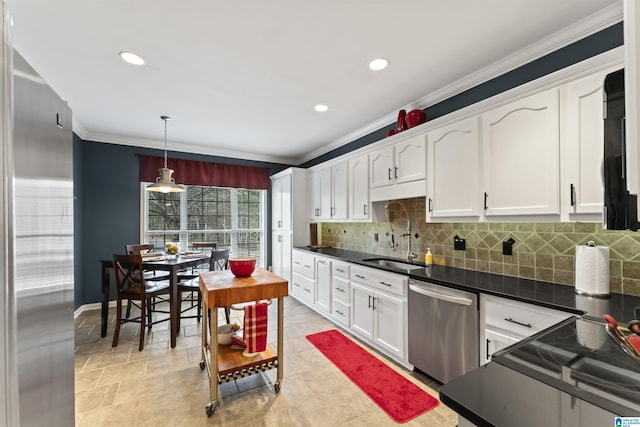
[318,198,640,296]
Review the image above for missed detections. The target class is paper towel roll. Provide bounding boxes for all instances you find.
[575,244,610,296]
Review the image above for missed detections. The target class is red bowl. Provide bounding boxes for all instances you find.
[405,109,426,128]
[229,257,256,277]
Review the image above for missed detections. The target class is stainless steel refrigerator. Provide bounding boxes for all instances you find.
[0,4,75,425]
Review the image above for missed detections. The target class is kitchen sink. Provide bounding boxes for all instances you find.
[361,258,424,271]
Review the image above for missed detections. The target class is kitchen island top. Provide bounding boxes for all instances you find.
[295,246,640,324]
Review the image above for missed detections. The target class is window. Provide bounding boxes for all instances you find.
[142,183,266,267]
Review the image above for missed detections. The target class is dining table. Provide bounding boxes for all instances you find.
[99,252,211,348]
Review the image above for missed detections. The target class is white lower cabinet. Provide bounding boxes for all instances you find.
[288,252,408,366]
[331,261,351,326]
[351,282,406,359]
[315,256,332,314]
[291,250,315,304]
[350,266,407,361]
[480,294,573,364]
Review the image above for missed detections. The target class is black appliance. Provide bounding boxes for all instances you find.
[604,69,639,230]
[493,317,640,415]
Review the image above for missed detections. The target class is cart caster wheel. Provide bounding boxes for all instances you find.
[274,382,281,393]
[199,361,206,370]
[205,404,215,417]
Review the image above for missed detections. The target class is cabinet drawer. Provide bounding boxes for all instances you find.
[351,265,407,296]
[333,276,350,303]
[332,261,350,279]
[331,299,350,327]
[292,250,315,279]
[291,273,314,304]
[485,297,570,336]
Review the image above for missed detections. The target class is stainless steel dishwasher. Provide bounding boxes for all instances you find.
[408,279,479,384]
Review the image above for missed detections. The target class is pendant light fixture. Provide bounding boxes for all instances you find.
[145,115,185,193]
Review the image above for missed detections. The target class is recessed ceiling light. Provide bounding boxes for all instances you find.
[369,58,389,71]
[119,51,145,66]
[314,104,329,112]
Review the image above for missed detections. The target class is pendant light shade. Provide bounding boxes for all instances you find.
[146,115,185,193]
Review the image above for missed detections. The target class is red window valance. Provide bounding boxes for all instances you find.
[139,155,270,190]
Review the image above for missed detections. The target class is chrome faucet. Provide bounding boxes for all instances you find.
[385,201,416,262]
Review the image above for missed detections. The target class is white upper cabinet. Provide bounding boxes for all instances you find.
[272,172,291,230]
[331,162,348,220]
[349,154,370,220]
[482,88,560,217]
[561,68,618,219]
[309,162,347,221]
[395,134,427,184]
[369,133,427,202]
[370,145,394,189]
[427,116,482,220]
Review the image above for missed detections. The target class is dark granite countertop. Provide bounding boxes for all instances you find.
[439,362,620,427]
[296,246,640,324]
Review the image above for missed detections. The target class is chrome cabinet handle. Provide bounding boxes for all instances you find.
[354,274,366,280]
[335,287,344,292]
[363,204,368,215]
[379,281,392,287]
[388,168,392,180]
[335,309,344,316]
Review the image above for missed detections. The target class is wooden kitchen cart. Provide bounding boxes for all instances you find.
[199,268,288,416]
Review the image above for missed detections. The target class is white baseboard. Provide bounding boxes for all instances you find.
[74,301,118,319]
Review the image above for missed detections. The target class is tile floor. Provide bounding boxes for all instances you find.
[74,296,459,426]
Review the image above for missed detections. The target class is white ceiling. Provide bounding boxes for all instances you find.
[4,0,622,165]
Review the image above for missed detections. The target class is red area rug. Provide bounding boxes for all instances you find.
[306,329,439,423]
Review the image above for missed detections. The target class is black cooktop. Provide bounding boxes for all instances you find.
[493,317,640,415]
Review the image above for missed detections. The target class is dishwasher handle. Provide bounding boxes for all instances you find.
[409,284,473,306]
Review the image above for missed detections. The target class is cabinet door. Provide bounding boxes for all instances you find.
[318,167,332,220]
[373,291,405,359]
[483,88,560,216]
[271,232,292,286]
[272,177,283,229]
[331,163,348,220]
[272,175,291,230]
[370,146,394,188]
[315,257,332,313]
[307,171,319,220]
[563,70,609,215]
[351,283,374,340]
[484,329,519,364]
[427,117,481,219]
[395,134,427,184]
[349,154,370,220]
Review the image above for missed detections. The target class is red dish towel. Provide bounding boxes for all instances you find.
[243,302,268,353]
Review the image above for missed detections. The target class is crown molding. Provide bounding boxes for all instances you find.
[296,2,623,165]
[80,132,296,165]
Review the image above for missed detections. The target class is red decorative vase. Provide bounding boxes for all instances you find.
[397,109,407,133]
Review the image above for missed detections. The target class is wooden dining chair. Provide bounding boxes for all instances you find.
[179,242,218,279]
[124,243,169,318]
[177,247,231,329]
[112,253,171,351]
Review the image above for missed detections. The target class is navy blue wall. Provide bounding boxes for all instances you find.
[78,140,289,306]
[75,22,623,307]
[73,133,83,309]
